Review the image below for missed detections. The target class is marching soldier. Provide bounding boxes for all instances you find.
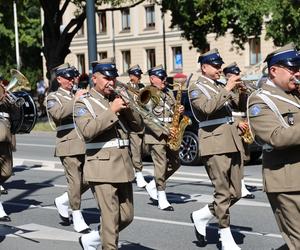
[0,82,14,222]
[127,64,147,188]
[188,49,244,250]
[143,65,184,211]
[247,43,300,249]
[223,62,255,199]
[74,58,143,250]
[46,63,90,233]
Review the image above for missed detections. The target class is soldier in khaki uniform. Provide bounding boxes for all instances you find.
[143,65,184,211]
[46,63,90,233]
[248,43,300,250]
[74,59,142,250]
[127,65,147,188]
[223,62,255,199]
[0,82,14,222]
[188,49,245,250]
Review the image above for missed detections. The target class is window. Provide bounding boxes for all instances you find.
[172,47,183,70]
[121,8,130,31]
[249,38,261,65]
[145,5,155,28]
[98,51,108,60]
[77,54,85,74]
[146,49,156,69]
[122,50,131,73]
[98,11,107,33]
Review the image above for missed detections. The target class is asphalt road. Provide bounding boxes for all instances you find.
[0,132,285,250]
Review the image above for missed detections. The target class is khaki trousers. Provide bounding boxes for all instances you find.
[203,152,242,228]
[149,144,181,191]
[0,142,13,193]
[60,155,89,210]
[91,182,134,250]
[267,192,300,250]
[129,133,144,172]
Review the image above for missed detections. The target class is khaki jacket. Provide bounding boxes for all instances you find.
[74,88,143,183]
[46,87,85,157]
[0,100,12,143]
[248,81,300,193]
[188,75,243,156]
[144,87,175,145]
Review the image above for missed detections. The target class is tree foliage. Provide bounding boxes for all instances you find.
[162,0,300,51]
[0,0,42,88]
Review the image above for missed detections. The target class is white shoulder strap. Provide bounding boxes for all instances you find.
[82,98,97,119]
[256,92,290,128]
[202,83,219,94]
[195,83,212,99]
[56,92,72,101]
[261,90,300,108]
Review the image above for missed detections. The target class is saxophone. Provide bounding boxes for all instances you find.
[167,78,192,151]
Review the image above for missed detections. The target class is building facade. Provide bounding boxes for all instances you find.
[59,1,276,84]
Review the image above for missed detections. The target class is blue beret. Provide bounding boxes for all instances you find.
[198,49,224,66]
[148,65,167,80]
[92,63,119,78]
[55,67,76,79]
[128,65,143,76]
[265,43,300,68]
[223,63,241,76]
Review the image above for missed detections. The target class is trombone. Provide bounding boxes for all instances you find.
[109,82,169,134]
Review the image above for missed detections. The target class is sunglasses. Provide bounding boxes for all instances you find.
[277,65,300,74]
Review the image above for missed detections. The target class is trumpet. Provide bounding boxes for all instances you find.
[108,84,169,134]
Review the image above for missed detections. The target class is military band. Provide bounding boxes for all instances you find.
[3,42,300,250]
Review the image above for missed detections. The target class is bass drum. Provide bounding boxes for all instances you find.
[10,91,37,134]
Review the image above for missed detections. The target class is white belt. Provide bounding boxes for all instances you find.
[232,111,246,117]
[158,117,172,122]
[56,124,75,131]
[0,112,9,118]
[199,116,234,128]
[86,139,130,150]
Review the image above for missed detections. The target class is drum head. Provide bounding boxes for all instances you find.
[10,91,37,134]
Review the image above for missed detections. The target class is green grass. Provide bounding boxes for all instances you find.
[32,120,54,132]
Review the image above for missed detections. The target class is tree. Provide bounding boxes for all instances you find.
[161,0,300,51]
[39,0,143,90]
[0,0,42,89]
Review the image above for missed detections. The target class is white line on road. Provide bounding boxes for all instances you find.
[17,143,55,148]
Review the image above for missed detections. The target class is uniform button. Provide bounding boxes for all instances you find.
[110,120,114,123]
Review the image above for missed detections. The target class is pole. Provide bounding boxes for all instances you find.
[86,0,97,85]
[111,11,116,59]
[13,1,20,70]
[162,11,167,71]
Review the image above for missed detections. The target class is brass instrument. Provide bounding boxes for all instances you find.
[116,81,160,112]
[167,77,192,151]
[109,84,169,134]
[0,69,31,106]
[241,125,254,144]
